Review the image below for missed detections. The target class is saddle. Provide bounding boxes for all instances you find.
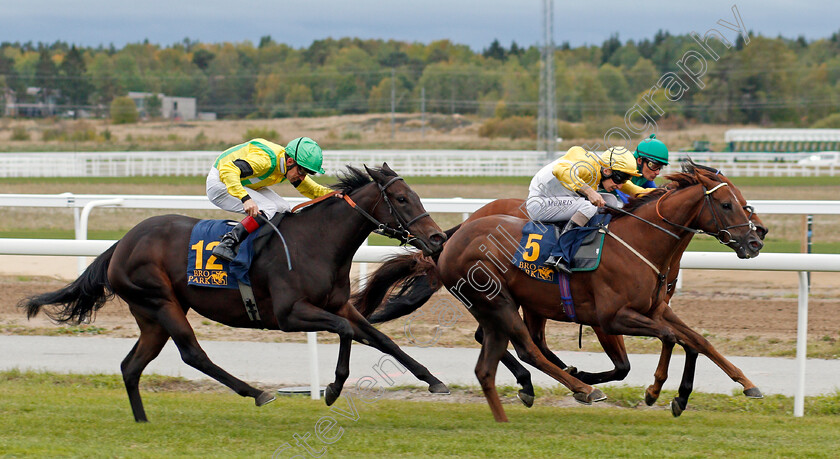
[512,214,611,283]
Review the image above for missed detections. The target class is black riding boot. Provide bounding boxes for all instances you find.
[212,222,251,262]
[543,219,583,275]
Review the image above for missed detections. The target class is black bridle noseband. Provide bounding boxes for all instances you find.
[343,175,430,246]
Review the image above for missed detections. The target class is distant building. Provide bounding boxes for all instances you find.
[127,92,198,121]
[4,87,60,117]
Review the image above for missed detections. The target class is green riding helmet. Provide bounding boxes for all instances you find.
[286,137,325,174]
[634,133,669,166]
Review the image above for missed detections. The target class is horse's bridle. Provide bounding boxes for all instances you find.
[341,175,431,245]
[656,181,756,247]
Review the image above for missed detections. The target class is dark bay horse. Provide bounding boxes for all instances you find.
[21,164,449,422]
[354,168,768,414]
[357,163,763,421]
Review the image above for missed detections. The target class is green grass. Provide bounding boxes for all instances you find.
[687,236,840,254]
[716,175,840,187]
[2,371,840,458]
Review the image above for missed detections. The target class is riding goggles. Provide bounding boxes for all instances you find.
[644,159,665,171]
[607,169,631,184]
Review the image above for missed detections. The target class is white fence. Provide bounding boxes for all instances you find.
[0,150,838,177]
[0,194,837,417]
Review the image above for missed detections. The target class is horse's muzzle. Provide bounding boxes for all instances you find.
[415,231,447,256]
[735,234,764,259]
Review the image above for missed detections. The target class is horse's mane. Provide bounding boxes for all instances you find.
[618,159,723,216]
[328,165,396,194]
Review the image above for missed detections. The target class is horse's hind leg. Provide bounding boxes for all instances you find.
[522,313,569,370]
[120,313,169,422]
[475,326,535,408]
[498,307,604,404]
[474,326,512,422]
[154,301,274,406]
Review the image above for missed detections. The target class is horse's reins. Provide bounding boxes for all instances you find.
[344,176,431,246]
[290,176,431,246]
[655,181,756,248]
[604,202,680,240]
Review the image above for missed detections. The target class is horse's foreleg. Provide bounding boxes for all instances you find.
[120,312,169,422]
[670,345,698,418]
[602,307,678,343]
[324,335,352,406]
[645,340,675,406]
[571,327,631,385]
[661,308,763,398]
[335,303,449,395]
[476,326,535,408]
[275,300,357,405]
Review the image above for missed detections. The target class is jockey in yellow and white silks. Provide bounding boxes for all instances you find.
[526,146,646,273]
[206,137,331,262]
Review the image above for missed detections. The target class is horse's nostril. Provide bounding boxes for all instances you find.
[430,232,447,244]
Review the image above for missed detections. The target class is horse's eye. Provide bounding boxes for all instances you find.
[396,196,407,204]
[722,202,732,210]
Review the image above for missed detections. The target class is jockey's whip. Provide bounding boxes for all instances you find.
[257,212,293,271]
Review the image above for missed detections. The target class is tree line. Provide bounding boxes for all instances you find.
[2,31,840,127]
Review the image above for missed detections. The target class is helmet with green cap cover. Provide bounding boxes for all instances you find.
[286,137,325,174]
[634,133,669,165]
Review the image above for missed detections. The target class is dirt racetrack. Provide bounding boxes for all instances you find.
[1,264,838,359]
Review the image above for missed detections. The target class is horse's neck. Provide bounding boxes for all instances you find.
[283,187,378,265]
[616,186,704,271]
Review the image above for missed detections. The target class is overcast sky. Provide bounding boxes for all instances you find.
[1,1,838,51]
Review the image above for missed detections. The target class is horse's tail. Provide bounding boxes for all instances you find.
[353,223,461,323]
[19,242,118,324]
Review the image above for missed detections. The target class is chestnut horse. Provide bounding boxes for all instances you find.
[357,163,763,421]
[21,164,449,422]
[354,167,767,415]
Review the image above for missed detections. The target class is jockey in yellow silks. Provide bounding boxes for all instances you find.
[526,146,647,274]
[206,137,331,262]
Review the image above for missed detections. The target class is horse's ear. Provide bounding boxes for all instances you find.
[381,162,396,176]
[365,164,385,183]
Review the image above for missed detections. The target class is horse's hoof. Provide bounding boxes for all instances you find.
[744,387,764,399]
[588,389,607,403]
[644,390,659,406]
[573,392,591,405]
[255,391,276,407]
[517,390,535,408]
[428,382,450,395]
[564,366,578,376]
[670,398,686,417]
[324,384,340,406]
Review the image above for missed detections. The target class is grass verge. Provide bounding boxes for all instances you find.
[1,371,840,458]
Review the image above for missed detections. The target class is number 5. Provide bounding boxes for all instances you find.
[522,233,542,262]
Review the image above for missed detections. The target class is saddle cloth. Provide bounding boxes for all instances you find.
[511,214,611,283]
[186,219,256,289]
